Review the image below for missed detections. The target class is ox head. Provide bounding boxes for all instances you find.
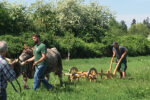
[19,45,33,62]
[6,57,34,78]
[5,58,21,78]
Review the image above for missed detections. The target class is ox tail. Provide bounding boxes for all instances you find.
[55,54,63,75]
[58,54,63,71]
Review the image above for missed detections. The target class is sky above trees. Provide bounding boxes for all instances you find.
[6,0,150,28]
[100,0,150,28]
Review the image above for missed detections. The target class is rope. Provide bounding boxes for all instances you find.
[4,58,22,93]
[10,79,22,94]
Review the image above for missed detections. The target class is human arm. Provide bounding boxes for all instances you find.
[24,56,34,64]
[2,63,16,82]
[4,57,15,68]
[33,53,46,66]
[120,49,128,59]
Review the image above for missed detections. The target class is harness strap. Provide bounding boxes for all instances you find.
[10,79,21,94]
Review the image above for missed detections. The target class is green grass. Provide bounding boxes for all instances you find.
[7,56,150,100]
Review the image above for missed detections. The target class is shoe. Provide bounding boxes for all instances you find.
[47,86,53,91]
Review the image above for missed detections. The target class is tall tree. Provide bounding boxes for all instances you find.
[128,23,150,37]
[0,2,12,34]
[0,1,33,35]
[9,5,32,34]
[29,0,59,34]
[131,19,136,26]
[56,0,113,42]
[105,18,127,36]
[143,17,150,28]
[119,20,127,33]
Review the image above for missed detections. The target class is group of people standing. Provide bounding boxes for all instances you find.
[0,34,128,100]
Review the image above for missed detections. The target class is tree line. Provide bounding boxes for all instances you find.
[0,0,150,59]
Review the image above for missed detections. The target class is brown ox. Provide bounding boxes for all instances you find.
[13,46,63,88]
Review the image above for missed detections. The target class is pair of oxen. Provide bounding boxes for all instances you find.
[7,47,63,89]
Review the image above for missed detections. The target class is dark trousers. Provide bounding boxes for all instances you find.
[0,89,6,100]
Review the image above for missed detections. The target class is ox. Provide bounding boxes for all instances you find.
[13,47,63,89]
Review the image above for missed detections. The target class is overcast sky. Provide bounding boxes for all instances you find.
[6,0,150,28]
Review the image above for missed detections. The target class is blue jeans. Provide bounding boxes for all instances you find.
[33,64,53,90]
[0,89,6,100]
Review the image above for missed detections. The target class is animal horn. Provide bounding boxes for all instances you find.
[11,59,19,64]
[24,44,27,49]
[14,59,19,63]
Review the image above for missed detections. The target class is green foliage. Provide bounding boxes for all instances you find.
[106,19,127,36]
[30,1,59,33]
[0,2,12,34]
[39,32,57,48]
[9,6,32,34]
[117,35,150,56]
[1,33,150,58]
[102,35,150,56]
[128,23,150,37]
[0,35,23,58]
[57,0,113,42]
[0,0,150,58]
[56,36,106,58]
[143,17,150,28]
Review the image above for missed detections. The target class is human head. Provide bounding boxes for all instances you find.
[112,41,119,49]
[0,41,8,57]
[32,34,40,45]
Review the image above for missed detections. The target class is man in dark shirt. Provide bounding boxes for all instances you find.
[0,41,16,100]
[109,42,128,78]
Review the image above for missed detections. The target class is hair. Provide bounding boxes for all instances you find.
[112,41,119,46]
[0,41,8,53]
[32,34,40,39]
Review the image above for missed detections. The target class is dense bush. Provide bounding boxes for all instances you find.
[102,35,150,56]
[0,35,23,58]
[0,34,150,58]
[117,35,150,56]
[56,37,110,58]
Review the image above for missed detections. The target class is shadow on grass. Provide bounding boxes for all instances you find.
[51,81,79,93]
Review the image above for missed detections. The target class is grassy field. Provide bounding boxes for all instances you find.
[7,56,150,100]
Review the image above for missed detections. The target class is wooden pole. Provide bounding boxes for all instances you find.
[113,58,122,75]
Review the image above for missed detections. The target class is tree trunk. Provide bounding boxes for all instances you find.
[67,50,70,61]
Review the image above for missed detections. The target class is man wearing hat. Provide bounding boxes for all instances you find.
[109,42,128,78]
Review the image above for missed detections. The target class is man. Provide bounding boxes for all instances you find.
[25,34,53,90]
[0,41,16,100]
[109,42,128,78]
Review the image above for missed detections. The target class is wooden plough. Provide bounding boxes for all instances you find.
[64,57,123,81]
[64,67,98,82]
[99,57,123,79]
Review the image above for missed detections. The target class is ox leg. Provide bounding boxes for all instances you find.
[58,73,63,86]
[22,72,29,89]
[45,74,49,81]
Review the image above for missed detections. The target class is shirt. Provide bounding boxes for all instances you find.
[34,43,47,66]
[0,55,16,89]
[113,46,127,62]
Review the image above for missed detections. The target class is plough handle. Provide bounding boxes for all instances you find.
[113,51,127,75]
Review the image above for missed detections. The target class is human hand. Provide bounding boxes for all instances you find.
[32,61,38,70]
[10,63,14,69]
[33,61,38,67]
[24,60,29,64]
[108,68,112,72]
